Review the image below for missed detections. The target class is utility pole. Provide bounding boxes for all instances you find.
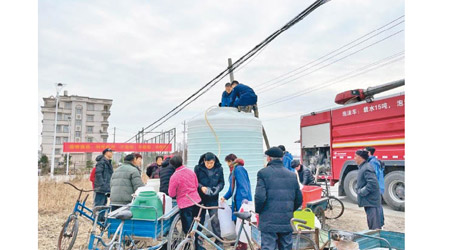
[141,128,145,176]
[51,83,64,178]
[182,121,187,165]
[66,116,71,175]
[228,58,234,82]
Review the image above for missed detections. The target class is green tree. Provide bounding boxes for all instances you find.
[86,160,94,169]
[63,154,72,167]
[39,154,49,175]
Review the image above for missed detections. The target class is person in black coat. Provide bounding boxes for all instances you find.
[159,157,175,195]
[94,148,114,221]
[255,147,303,250]
[355,149,382,230]
[194,152,225,249]
[291,160,316,186]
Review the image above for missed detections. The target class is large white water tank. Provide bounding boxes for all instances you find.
[187,107,264,198]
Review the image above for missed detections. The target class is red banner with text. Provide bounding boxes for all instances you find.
[63,143,172,152]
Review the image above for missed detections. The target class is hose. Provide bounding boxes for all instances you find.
[204,106,221,159]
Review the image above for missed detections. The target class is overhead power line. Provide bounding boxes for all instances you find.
[256,21,404,93]
[254,15,404,91]
[259,51,404,108]
[257,29,404,94]
[125,0,331,142]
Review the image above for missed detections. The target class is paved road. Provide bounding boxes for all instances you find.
[328,184,404,218]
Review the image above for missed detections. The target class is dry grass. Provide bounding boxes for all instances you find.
[38,176,93,215]
[39,177,95,250]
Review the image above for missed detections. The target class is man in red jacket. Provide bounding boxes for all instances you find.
[89,167,96,189]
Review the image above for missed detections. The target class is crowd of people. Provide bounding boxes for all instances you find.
[90,144,386,250]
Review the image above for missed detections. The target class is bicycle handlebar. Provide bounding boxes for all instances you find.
[64,182,93,192]
[186,194,224,210]
[290,218,313,231]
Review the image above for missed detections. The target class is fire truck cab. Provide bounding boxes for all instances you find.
[300,92,405,211]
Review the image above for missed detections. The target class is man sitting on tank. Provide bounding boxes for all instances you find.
[229,80,259,117]
[219,82,234,107]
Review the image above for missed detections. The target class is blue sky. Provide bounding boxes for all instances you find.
[38,0,405,155]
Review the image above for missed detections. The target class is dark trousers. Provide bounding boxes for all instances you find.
[180,205,203,249]
[261,232,292,250]
[364,206,383,230]
[94,192,108,221]
[199,200,222,241]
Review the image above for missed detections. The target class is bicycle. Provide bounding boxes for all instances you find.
[88,205,151,250]
[57,182,110,250]
[175,195,257,250]
[291,218,320,250]
[315,167,344,220]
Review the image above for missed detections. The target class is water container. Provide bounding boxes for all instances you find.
[131,191,163,220]
[135,186,156,196]
[146,179,160,193]
[187,107,264,198]
[157,192,173,215]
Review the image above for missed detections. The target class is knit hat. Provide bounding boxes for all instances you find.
[355,149,369,160]
[278,145,286,152]
[265,147,283,158]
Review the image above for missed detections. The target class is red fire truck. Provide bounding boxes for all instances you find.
[299,79,405,211]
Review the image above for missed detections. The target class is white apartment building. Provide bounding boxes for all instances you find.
[40,91,113,168]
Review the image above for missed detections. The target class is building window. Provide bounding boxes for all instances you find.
[63,125,69,133]
[56,125,62,132]
[87,137,93,142]
[75,120,82,126]
[63,137,69,143]
[57,113,63,121]
[64,102,72,109]
[87,115,94,122]
[87,126,94,133]
[55,148,61,155]
[64,114,72,121]
[56,137,62,145]
[76,105,83,114]
[75,131,81,138]
[103,105,109,111]
[103,138,108,142]
[87,103,95,111]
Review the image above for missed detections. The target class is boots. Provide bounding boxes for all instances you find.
[236,241,248,250]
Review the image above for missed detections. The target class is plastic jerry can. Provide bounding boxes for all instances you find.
[131,191,163,220]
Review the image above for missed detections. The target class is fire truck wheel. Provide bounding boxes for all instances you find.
[383,171,405,211]
[343,170,358,204]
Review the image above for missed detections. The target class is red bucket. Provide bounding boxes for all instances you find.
[301,185,322,209]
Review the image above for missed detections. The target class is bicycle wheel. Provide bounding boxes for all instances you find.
[293,234,319,250]
[174,238,194,250]
[168,214,185,250]
[57,214,79,250]
[324,196,344,219]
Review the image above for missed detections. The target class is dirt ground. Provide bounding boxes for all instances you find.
[38,177,404,250]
